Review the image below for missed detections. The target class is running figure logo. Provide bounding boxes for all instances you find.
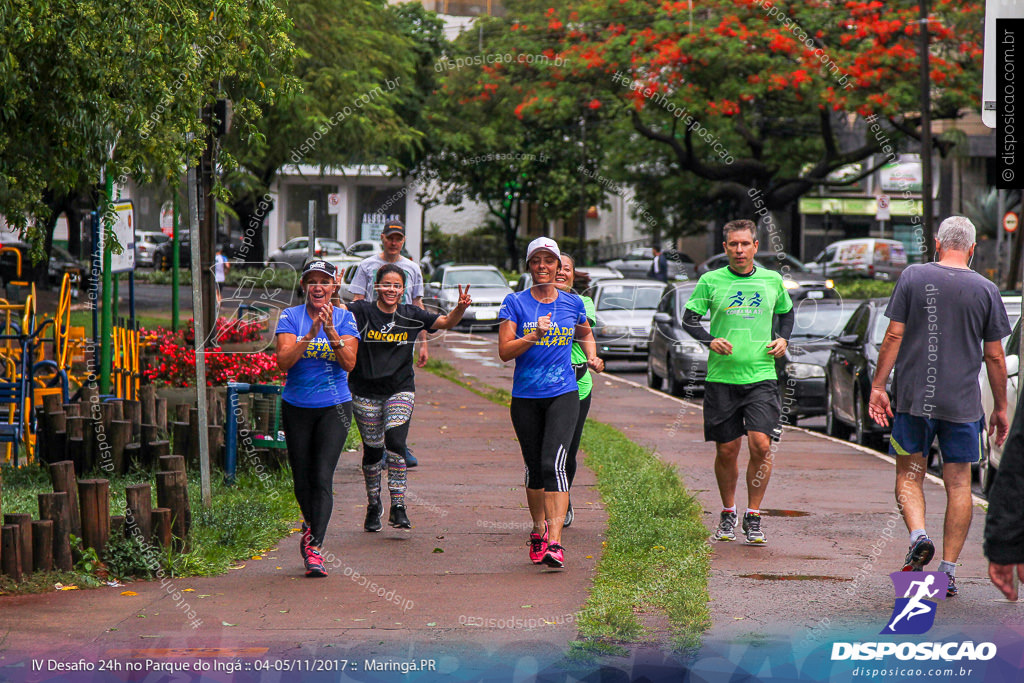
[881,571,949,635]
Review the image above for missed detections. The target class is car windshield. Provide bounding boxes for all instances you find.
[791,304,858,339]
[443,269,508,288]
[597,284,663,311]
[320,239,345,254]
[144,234,169,244]
[871,312,891,345]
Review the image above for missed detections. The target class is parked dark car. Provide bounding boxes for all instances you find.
[605,247,694,280]
[777,300,860,423]
[153,238,190,271]
[646,282,708,395]
[825,298,892,448]
[696,252,838,301]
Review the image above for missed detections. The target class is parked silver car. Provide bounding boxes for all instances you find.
[591,278,665,360]
[268,237,348,270]
[973,296,1022,493]
[424,264,512,329]
[135,231,169,267]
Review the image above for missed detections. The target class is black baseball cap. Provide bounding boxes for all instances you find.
[301,259,338,279]
[382,219,405,236]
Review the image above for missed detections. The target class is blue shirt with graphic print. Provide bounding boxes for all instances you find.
[499,290,588,399]
[275,305,360,408]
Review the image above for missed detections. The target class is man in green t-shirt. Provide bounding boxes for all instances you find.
[682,220,794,545]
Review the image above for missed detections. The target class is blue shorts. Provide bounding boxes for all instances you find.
[888,413,985,463]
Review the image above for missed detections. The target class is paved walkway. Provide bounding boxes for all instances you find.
[3,328,1023,682]
[0,359,607,678]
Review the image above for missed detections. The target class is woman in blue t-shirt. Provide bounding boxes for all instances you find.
[274,260,360,578]
[497,238,602,569]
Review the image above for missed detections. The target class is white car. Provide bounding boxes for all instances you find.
[975,297,1021,493]
[135,231,170,267]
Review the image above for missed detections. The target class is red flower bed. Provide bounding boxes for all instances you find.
[141,324,284,388]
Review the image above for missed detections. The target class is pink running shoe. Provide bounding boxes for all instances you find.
[304,547,327,578]
[528,523,549,564]
[542,543,565,568]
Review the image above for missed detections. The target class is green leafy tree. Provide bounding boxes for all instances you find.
[435,0,980,235]
[222,0,437,263]
[0,0,296,264]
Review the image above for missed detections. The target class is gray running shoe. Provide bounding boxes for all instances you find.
[713,510,738,541]
[563,497,574,528]
[742,512,766,545]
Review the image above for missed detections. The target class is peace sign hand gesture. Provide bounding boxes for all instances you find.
[455,283,473,309]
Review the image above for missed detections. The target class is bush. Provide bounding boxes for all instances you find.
[831,278,896,300]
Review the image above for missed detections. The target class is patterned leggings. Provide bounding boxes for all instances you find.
[352,392,414,506]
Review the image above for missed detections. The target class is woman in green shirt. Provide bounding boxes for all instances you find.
[554,254,604,527]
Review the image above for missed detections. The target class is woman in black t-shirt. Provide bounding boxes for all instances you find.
[348,263,472,531]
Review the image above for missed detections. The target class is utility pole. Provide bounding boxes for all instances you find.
[919,0,935,255]
[199,104,218,345]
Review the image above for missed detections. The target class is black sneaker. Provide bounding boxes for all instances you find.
[364,502,384,532]
[389,504,411,529]
[563,498,574,528]
[405,448,418,468]
[742,512,766,545]
[901,536,935,572]
[713,510,738,542]
[944,572,957,597]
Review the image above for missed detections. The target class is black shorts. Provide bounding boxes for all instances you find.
[703,379,782,443]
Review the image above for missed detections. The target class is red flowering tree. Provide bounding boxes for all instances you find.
[430,0,981,238]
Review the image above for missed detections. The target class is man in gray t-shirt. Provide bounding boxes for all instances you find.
[349,220,427,363]
[868,216,1010,598]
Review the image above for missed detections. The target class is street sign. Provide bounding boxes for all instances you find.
[327,193,342,215]
[1004,211,1019,233]
[876,195,891,221]
[101,201,137,273]
[983,0,1024,127]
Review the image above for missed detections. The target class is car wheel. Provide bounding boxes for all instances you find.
[854,390,884,451]
[825,379,852,440]
[667,356,686,397]
[646,355,663,390]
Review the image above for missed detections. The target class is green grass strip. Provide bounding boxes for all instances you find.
[423,359,710,652]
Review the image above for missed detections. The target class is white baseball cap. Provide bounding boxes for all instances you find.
[526,237,560,262]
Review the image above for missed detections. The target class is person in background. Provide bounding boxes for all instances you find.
[649,245,669,282]
[553,254,604,528]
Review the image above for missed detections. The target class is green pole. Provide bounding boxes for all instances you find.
[172,188,180,332]
[100,169,114,394]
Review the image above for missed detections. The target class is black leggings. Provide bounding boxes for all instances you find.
[510,391,580,492]
[281,400,353,546]
[566,392,591,489]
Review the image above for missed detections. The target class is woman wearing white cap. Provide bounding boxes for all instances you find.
[497,237,602,568]
[275,260,360,578]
